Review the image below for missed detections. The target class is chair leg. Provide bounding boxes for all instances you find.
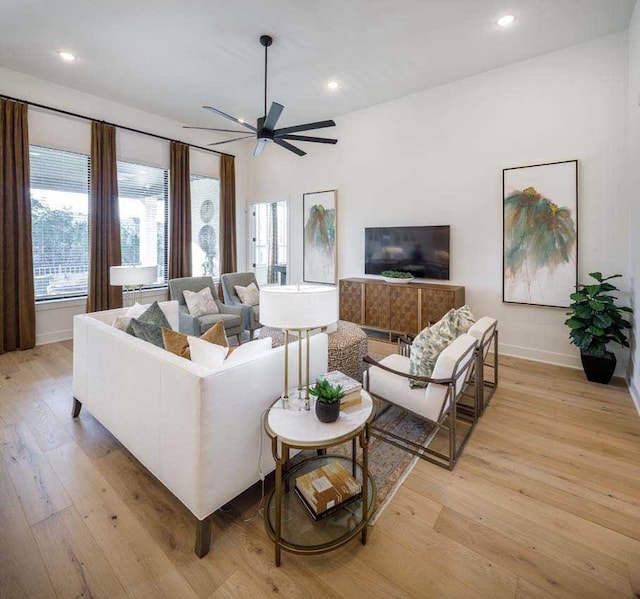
[195,515,212,558]
[249,330,255,341]
[71,398,82,418]
[236,334,242,345]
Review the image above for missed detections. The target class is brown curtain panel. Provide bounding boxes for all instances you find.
[87,122,122,312]
[169,141,192,279]
[219,154,237,279]
[0,99,36,354]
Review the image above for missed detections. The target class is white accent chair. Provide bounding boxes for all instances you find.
[364,333,478,470]
[467,317,499,415]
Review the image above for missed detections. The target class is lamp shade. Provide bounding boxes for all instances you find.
[260,285,338,329]
[109,265,158,286]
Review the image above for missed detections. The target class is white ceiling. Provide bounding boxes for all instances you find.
[0,0,635,132]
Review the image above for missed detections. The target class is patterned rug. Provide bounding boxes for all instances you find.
[331,401,436,523]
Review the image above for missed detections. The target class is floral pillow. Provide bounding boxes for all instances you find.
[183,287,219,317]
[408,305,475,388]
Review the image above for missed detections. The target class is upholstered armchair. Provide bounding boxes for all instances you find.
[364,333,478,470]
[220,272,261,340]
[168,276,243,343]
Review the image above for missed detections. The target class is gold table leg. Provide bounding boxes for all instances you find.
[361,425,369,545]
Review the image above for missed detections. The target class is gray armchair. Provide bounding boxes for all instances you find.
[220,272,261,340]
[168,276,243,343]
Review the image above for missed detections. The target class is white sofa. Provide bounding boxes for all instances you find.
[72,300,328,556]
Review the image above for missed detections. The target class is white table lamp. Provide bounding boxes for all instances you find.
[260,285,338,410]
[110,265,158,306]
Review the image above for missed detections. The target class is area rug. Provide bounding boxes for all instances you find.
[331,400,436,524]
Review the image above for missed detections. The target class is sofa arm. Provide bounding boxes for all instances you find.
[178,308,199,336]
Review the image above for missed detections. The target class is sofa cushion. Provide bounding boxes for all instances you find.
[112,302,146,331]
[223,337,272,367]
[163,321,229,360]
[188,336,228,370]
[235,282,259,306]
[183,287,219,317]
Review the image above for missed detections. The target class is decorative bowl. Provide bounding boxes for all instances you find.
[382,276,415,284]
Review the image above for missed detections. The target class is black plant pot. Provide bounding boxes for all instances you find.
[315,400,340,423]
[580,350,616,385]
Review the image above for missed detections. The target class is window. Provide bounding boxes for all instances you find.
[251,200,288,285]
[190,175,220,278]
[117,161,168,286]
[30,145,90,300]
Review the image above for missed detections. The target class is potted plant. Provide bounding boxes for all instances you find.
[565,272,633,384]
[381,270,415,284]
[309,378,344,423]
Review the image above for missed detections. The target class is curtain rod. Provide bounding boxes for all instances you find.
[0,93,235,158]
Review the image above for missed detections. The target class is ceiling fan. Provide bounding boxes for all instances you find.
[183,35,338,157]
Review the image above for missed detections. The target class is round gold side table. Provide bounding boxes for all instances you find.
[263,390,376,566]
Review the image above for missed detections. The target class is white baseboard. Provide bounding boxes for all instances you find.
[499,343,582,370]
[629,381,640,416]
[36,328,73,346]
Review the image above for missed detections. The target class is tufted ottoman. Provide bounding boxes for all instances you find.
[259,320,368,382]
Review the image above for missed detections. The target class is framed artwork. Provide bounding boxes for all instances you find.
[503,160,578,308]
[303,190,337,284]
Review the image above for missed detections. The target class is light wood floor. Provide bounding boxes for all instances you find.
[1,340,639,599]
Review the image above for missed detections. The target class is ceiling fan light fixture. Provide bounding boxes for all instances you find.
[497,14,516,27]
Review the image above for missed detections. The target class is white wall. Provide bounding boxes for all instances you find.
[0,66,250,344]
[628,3,640,409]
[248,33,630,373]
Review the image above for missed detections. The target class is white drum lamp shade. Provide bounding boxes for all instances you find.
[260,285,338,329]
[109,265,158,286]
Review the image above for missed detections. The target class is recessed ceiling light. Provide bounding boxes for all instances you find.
[327,81,339,91]
[58,51,76,61]
[238,117,245,123]
[497,14,516,27]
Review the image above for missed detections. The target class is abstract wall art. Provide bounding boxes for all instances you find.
[303,190,337,284]
[503,160,578,308]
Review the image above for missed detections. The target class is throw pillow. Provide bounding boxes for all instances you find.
[112,302,146,331]
[162,321,229,360]
[223,337,271,367]
[126,301,172,347]
[183,287,219,317]
[188,336,228,370]
[235,282,259,306]
[127,318,166,348]
[408,310,459,388]
[453,305,475,333]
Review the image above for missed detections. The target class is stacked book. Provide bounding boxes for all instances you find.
[294,461,362,520]
[316,370,362,409]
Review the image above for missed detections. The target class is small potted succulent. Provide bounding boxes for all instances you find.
[565,272,633,384]
[309,378,344,423]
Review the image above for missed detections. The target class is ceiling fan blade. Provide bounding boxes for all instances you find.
[208,136,255,146]
[263,102,284,131]
[278,134,337,144]
[253,139,268,156]
[274,138,306,157]
[202,106,257,132]
[274,119,336,136]
[183,126,249,133]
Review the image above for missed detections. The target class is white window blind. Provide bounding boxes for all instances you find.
[30,145,90,301]
[117,160,169,286]
[190,175,220,278]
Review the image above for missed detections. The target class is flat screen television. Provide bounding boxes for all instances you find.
[364,225,450,280]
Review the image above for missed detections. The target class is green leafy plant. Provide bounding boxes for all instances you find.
[309,378,344,404]
[381,270,414,279]
[565,272,633,356]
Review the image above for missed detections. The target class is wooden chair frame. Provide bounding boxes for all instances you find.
[363,339,478,470]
